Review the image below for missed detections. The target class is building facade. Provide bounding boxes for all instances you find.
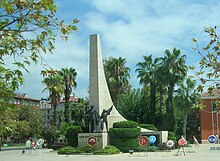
[200,88,220,143]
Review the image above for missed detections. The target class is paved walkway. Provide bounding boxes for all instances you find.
[1,144,220,161]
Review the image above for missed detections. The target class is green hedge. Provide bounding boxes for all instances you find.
[58,146,81,154]
[109,128,140,138]
[93,146,120,155]
[110,138,139,152]
[109,121,141,152]
[113,121,138,128]
[65,125,82,147]
[139,124,157,131]
[58,146,120,155]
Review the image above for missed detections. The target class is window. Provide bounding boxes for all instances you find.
[211,101,218,112]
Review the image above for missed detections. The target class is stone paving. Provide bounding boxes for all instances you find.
[1,144,220,161]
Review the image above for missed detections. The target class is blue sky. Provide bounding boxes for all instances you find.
[18,0,220,99]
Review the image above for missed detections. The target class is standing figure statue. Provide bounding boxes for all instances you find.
[86,105,100,133]
[101,105,113,132]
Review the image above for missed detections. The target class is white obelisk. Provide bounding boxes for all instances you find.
[89,34,126,132]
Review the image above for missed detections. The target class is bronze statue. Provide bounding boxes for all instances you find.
[100,105,113,132]
[86,105,100,133]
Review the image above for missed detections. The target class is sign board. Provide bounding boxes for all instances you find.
[88,137,97,147]
[208,135,217,144]
[148,135,156,144]
[139,136,148,146]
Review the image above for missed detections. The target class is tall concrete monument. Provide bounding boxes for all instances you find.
[78,34,126,149]
[89,34,126,132]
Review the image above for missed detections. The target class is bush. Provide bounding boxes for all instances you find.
[51,142,68,150]
[113,121,138,128]
[93,146,120,155]
[58,146,81,154]
[146,145,159,152]
[139,124,157,131]
[110,137,139,152]
[168,132,176,140]
[65,125,82,147]
[158,142,167,150]
[109,128,141,138]
[78,145,95,153]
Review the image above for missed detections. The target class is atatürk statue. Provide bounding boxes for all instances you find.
[86,105,100,132]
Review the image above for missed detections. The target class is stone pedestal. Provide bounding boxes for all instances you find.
[78,133,109,149]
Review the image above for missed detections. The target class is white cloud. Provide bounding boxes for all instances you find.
[17,0,220,99]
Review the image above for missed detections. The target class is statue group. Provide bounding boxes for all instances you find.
[85,105,113,133]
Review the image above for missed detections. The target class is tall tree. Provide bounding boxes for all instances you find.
[174,78,200,138]
[136,55,159,125]
[161,48,187,131]
[42,75,64,126]
[0,0,78,104]
[60,67,77,123]
[117,87,150,123]
[104,57,130,105]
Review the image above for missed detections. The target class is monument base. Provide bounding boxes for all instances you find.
[78,133,109,149]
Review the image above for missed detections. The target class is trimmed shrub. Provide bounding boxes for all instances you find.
[109,128,141,138]
[113,121,138,128]
[65,125,82,147]
[93,146,120,155]
[51,142,68,150]
[58,146,81,154]
[110,137,139,153]
[158,142,167,150]
[146,145,159,152]
[139,124,157,131]
[78,145,95,153]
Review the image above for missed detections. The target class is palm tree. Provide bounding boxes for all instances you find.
[60,67,77,123]
[104,57,130,105]
[136,55,159,125]
[174,78,200,138]
[42,75,64,126]
[161,48,187,131]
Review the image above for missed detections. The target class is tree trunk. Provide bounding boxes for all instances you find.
[182,113,188,139]
[150,82,156,124]
[165,84,175,131]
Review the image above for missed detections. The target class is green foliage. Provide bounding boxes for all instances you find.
[71,98,88,127]
[192,26,220,92]
[78,145,95,153]
[168,132,176,141]
[51,142,68,150]
[113,121,138,128]
[59,67,77,123]
[93,146,120,155]
[0,0,78,102]
[0,106,43,142]
[109,128,141,138]
[139,124,157,131]
[146,145,159,152]
[158,142,167,150]
[104,57,131,105]
[58,146,81,155]
[65,125,82,147]
[117,87,151,124]
[58,145,120,155]
[40,124,59,143]
[136,55,160,125]
[110,138,139,153]
[109,121,141,152]
[42,74,64,126]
